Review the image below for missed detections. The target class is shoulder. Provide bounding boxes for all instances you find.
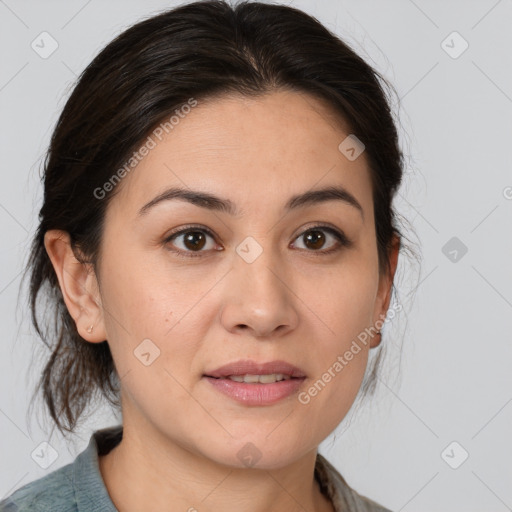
[349,491,393,512]
[0,425,122,512]
[0,462,76,512]
[315,453,393,512]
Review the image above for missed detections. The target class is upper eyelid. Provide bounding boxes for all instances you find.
[165,225,216,241]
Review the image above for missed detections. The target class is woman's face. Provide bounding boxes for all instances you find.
[93,90,395,468]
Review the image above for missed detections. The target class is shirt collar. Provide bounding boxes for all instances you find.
[73,425,121,511]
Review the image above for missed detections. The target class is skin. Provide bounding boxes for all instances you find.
[44,89,399,512]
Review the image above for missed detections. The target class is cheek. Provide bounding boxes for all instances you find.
[97,246,213,382]
[97,255,202,423]
[298,255,378,394]
[300,258,378,342]
[98,243,189,335]
[315,283,374,392]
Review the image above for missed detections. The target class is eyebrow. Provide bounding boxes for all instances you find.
[137,185,364,220]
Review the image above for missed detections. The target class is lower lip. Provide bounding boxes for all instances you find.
[203,376,306,406]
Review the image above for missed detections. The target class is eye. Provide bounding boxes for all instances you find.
[163,223,352,259]
[163,225,221,258]
[291,224,352,254]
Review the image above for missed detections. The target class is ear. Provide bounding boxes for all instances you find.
[43,229,107,343]
[370,233,400,348]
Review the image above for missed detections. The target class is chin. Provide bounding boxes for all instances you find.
[198,436,309,471]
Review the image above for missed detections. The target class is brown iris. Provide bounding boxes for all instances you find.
[183,231,207,251]
[303,229,326,250]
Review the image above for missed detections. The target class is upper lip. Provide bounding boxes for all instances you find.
[204,359,306,378]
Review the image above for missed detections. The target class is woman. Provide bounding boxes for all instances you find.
[1,1,414,510]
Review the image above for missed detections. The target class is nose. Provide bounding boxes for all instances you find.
[219,243,299,339]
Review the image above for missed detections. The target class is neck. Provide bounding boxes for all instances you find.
[98,421,333,512]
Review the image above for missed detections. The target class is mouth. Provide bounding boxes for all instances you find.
[202,375,306,406]
[203,359,307,380]
[204,373,300,384]
[202,360,307,405]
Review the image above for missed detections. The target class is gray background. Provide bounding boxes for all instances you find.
[1,1,511,511]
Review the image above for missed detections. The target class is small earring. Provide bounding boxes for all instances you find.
[86,325,94,333]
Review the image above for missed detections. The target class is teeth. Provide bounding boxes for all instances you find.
[227,373,291,383]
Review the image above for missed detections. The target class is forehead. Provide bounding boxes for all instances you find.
[107,89,373,220]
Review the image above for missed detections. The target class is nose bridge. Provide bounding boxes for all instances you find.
[219,235,298,336]
[235,235,287,303]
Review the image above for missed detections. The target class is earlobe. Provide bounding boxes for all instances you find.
[43,229,107,343]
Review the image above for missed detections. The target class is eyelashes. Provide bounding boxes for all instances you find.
[163,223,353,259]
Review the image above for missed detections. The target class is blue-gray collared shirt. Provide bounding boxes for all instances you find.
[0,425,392,511]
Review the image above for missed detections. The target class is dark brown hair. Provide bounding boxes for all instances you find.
[23,0,417,436]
